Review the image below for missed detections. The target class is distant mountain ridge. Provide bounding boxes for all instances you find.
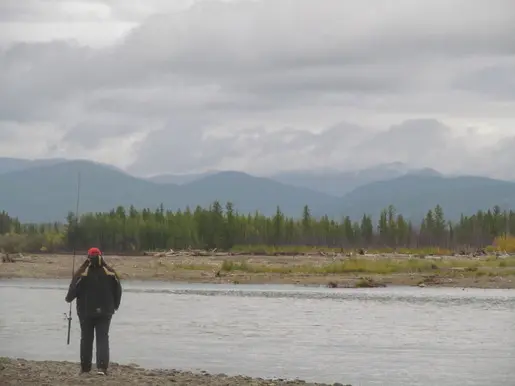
[145,170,219,185]
[325,174,515,221]
[267,164,443,195]
[0,160,337,223]
[1,157,514,224]
[145,162,444,196]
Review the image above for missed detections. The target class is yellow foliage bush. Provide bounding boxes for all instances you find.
[0,232,65,253]
[490,236,515,253]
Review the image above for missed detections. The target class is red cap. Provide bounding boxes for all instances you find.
[88,247,101,256]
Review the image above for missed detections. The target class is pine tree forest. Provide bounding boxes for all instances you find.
[0,202,514,254]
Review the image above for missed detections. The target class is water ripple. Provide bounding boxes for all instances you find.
[2,279,515,386]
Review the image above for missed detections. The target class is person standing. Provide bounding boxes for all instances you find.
[65,247,123,376]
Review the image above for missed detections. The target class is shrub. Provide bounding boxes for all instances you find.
[491,236,515,253]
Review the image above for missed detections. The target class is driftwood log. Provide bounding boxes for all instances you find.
[1,253,22,263]
[141,248,506,259]
[143,248,352,258]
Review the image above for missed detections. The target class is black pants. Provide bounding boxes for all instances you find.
[79,315,112,371]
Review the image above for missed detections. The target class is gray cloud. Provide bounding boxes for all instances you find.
[0,0,65,23]
[0,0,515,178]
[63,119,142,147]
[454,61,515,100]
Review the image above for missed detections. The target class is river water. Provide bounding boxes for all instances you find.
[1,279,514,385]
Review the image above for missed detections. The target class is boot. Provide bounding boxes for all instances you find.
[97,368,108,376]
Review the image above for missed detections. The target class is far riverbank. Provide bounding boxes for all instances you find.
[1,252,515,289]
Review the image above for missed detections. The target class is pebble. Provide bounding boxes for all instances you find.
[0,358,352,386]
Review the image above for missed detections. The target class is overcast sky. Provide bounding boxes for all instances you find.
[1,0,514,178]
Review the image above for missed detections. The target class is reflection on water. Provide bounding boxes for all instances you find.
[1,278,515,386]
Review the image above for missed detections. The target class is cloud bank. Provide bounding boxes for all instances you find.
[1,0,515,178]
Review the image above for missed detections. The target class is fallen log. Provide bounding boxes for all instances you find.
[1,253,15,263]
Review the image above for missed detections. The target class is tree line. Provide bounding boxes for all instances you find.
[0,202,513,254]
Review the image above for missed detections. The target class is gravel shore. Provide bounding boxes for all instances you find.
[0,358,349,386]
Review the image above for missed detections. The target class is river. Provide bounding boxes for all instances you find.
[1,279,514,385]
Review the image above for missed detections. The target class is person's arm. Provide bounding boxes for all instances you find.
[102,260,122,310]
[111,274,122,311]
[65,260,88,303]
[65,275,83,303]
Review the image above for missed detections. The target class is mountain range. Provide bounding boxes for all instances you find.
[1,157,515,223]
[145,163,443,195]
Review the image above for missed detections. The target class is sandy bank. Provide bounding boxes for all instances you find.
[0,358,348,386]
[1,253,515,289]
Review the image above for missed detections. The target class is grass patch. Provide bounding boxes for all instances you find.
[161,255,515,278]
[375,247,453,256]
[355,277,386,288]
[230,244,343,255]
[230,244,454,256]
[497,258,515,267]
[218,257,495,275]
[221,259,293,274]
[172,263,215,270]
[151,260,215,271]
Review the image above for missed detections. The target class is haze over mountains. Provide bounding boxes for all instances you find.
[1,157,515,224]
[148,163,444,196]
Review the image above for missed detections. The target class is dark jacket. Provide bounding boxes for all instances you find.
[65,258,122,318]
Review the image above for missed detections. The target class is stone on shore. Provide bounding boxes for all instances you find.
[0,358,350,386]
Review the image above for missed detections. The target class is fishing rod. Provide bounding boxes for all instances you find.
[66,171,81,345]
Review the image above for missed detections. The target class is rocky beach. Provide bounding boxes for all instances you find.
[0,358,348,386]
